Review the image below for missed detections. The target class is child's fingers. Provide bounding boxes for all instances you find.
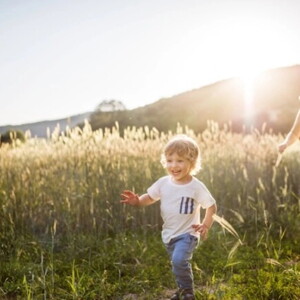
[121,191,135,198]
[120,192,132,204]
[122,190,134,196]
[192,224,209,237]
[120,192,139,206]
[192,225,209,240]
[192,224,203,232]
[121,190,139,199]
[278,144,285,153]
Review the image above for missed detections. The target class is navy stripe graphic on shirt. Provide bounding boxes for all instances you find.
[180,197,184,214]
[179,197,195,214]
[190,198,194,214]
[184,198,190,214]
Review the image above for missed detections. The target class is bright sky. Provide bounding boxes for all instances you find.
[1,0,300,126]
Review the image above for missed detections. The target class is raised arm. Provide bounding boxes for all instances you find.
[120,190,156,207]
[278,109,300,153]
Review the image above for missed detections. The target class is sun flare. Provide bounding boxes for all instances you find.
[241,70,260,127]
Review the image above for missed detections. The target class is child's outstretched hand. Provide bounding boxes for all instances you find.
[192,223,209,240]
[278,141,288,153]
[120,190,140,206]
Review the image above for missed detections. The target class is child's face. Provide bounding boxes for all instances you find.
[165,152,193,184]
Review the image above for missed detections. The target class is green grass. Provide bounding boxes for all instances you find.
[0,230,299,299]
[0,122,300,299]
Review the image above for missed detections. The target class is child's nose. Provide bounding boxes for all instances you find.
[171,161,178,168]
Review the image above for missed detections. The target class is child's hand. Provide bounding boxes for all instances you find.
[278,142,288,153]
[192,223,209,240]
[120,190,140,206]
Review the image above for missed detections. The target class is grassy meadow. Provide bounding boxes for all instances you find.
[0,121,299,299]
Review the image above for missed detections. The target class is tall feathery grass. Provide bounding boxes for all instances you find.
[1,121,299,237]
[0,121,299,299]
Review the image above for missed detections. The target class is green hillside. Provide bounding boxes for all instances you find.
[89,65,300,133]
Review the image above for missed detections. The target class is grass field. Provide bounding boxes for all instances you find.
[0,122,299,299]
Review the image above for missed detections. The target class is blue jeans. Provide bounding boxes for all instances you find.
[164,233,199,290]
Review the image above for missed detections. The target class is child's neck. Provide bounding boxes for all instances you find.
[171,174,193,185]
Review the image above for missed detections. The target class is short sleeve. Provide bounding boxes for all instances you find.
[198,182,216,209]
[147,178,162,201]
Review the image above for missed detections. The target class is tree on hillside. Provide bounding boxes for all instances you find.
[0,130,25,145]
[95,100,126,112]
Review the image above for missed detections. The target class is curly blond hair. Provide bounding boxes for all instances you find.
[160,134,201,175]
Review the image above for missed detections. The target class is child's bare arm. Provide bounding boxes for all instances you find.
[120,190,155,207]
[192,204,217,239]
[202,204,217,228]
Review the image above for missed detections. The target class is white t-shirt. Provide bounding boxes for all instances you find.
[147,175,216,243]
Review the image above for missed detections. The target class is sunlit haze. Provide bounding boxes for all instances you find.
[1,0,300,125]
